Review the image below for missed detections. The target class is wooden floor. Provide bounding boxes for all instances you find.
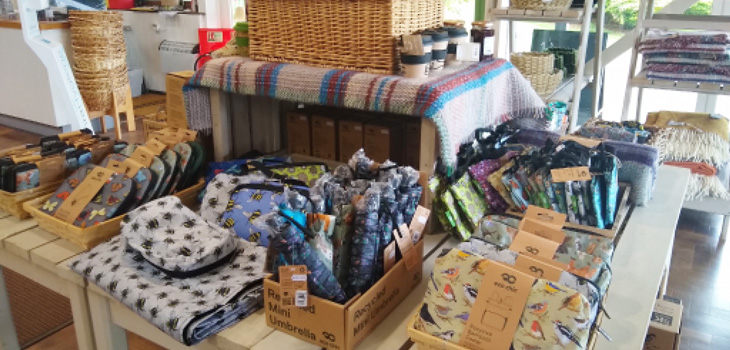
[2,122,729,350]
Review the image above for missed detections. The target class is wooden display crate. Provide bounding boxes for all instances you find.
[0,181,63,219]
[23,180,205,250]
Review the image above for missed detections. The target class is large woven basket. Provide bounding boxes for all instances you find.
[69,11,128,111]
[511,52,555,75]
[510,0,572,10]
[248,0,444,74]
[524,69,564,96]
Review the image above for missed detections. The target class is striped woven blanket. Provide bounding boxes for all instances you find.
[183,57,546,167]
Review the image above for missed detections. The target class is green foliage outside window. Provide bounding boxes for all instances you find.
[605,0,713,30]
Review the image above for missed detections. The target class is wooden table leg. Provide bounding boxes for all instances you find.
[67,281,96,350]
[0,267,20,350]
[88,288,128,350]
[210,89,232,161]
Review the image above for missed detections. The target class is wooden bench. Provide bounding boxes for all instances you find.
[0,212,94,350]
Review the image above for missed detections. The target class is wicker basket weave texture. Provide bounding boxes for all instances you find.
[69,11,129,111]
[248,0,444,74]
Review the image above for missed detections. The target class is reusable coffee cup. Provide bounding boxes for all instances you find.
[402,52,432,78]
[446,27,469,66]
[423,30,448,71]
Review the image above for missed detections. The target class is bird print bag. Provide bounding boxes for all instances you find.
[416,248,591,350]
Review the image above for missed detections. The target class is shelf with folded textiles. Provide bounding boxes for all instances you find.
[488,7,587,23]
[630,70,730,95]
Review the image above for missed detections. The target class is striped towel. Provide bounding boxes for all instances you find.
[182,57,546,168]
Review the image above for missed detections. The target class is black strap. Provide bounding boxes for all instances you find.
[138,248,238,279]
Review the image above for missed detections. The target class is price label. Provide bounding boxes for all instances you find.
[509,231,559,260]
[279,265,308,308]
[550,166,592,183]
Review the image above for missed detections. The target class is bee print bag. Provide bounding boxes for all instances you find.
[218,181,309,246]
[70,202,267,345]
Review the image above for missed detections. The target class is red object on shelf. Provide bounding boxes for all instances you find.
[196,28,235,69]
[107,0,134,9]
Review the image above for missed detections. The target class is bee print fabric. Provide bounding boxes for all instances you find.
[199,173,266,224]
[416,249,592,350]
[121,196,238,276]
[41,164,135,227]
[69,235,267,345]
[218,181,309,247]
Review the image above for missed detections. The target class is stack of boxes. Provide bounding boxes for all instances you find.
[286,107,421,167]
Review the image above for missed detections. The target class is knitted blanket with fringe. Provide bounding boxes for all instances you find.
[183,57,546,167]
[650,128,730,200]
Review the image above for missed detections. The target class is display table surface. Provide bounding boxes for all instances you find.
[594,165,690,350]
[183,57,546,167]
[0,168,689,350]
[0,213,94,350]
[87,232,456,350]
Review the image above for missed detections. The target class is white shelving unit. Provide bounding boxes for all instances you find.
[621,2,730,121]
[486,0,607,132]
[621,0,730,242]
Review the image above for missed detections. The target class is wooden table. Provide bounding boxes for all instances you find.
[594,165,690,350]
[0,211,95,350]
[87,232,456,350]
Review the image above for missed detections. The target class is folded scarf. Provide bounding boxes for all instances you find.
[646,110,729,141]
[646,71,730,84]
[644,51,730,60]
[70,237,266,345]
[646,55,730,66]
[640,32,730,48]
[650,128,730,167]
[641,45,729,54]
[648,64,730,78]
[665,161,717,176]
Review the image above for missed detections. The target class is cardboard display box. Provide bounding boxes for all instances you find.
[286,111,312,156]
[265,240,425,350]
[404,120,421,168]
[165,71,195,129]
[338,119,364,163]
[644,298,683,350]
[363,122,404,164]
[311,115,337,161]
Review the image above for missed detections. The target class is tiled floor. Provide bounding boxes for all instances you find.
[2,122,729,350]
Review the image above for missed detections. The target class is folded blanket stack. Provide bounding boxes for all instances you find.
[647,111,730,201]
[639,31,730,84]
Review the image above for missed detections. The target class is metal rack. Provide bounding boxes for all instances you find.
[486,0,607,131]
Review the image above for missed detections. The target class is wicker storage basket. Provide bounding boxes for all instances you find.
[524,69,564,96]
[511,52,555,75]
[0,181,63,219]
[247,0,444,74]
[24,180,205,250]
[510,0,572,10]
[69,11,129,111]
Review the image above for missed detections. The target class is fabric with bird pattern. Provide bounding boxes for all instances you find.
[416,248,592,349]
